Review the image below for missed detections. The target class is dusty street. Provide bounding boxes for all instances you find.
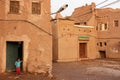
[0,72,56,80]
[0,59,120,80]
[53,59,120,80]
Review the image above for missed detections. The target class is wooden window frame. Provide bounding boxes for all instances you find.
[9,1,20,14]
[32,2,41,15]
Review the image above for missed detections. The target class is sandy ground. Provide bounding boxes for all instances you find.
[0,59,120,80]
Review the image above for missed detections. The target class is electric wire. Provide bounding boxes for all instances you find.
[71,0,120,19]
[99,0,120,8]
[96,0,108,6]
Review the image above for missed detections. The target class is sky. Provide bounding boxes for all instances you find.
[51,0,120,17]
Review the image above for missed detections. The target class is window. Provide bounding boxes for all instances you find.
[32,2,41,14]
[98,23,108,31]
[96,26,98,30]
[104,42,107,46]
[99,24,102,30]
[10,1,20,13]
[84,22,87,25]
[114,20,119,27]
[104,23,108,30]
[100,42,102,47]
[97,43,99,46]
[75,23,80,25]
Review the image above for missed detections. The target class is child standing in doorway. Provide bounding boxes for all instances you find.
[15,58,22,75]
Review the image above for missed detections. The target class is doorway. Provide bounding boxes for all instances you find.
[6,41,23,71]
[79,43,87,58]
[99,51,106,58]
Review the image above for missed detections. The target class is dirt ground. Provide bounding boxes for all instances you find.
[0,72,56,80]
[0,59,120,80]
[53,59,120,80]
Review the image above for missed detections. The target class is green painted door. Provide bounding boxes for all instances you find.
[6,42,18,71]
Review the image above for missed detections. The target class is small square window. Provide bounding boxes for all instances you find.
[32,2,41,14]
[114,20,119,27]
[10,1,20,14]
[97,43,99,46]
[104,42,107,46]
[84,22,87,25]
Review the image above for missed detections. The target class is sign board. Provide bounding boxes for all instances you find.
[78,36,89,40]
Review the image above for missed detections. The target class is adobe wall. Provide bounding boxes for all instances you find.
[0,21,52,73]
[75,27,98,59]
[56,19,78,62]
[52,21,59,61]
[106,39,120,58]
[58,35,78,62]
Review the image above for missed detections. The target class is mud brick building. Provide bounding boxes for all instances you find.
[0,0,52,73]
[52,13,98,62]
[71,3,120,59]
[52,3,120,62]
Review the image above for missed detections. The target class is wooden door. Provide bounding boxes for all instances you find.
[79,43,87,58]
[6,42,23,71]
[6,42,18,71]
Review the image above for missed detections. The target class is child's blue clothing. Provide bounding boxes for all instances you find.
[15,61,22,68]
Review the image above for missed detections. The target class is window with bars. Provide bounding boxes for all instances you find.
[10,1,20,14]
[32,2,41,14]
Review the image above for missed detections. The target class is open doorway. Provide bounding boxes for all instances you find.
[6,41,23,72]
[99,51,106,58]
